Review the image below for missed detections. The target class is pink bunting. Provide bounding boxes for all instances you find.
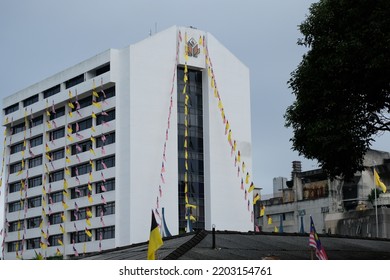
[101,172,106,182]
[101,161,107,169]
[159,185,162,197]
[161,162,165,173]
[101,195,106,204]
[160,173,165,184]
[100,184,106,192]
[101,146,106,155]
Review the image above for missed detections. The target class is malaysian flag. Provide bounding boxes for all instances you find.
[309,216,328,260]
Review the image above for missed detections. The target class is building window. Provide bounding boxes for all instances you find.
[72,117,92,133]
[50,128,65,140]
[10,161,23,174]
[97,86,115,101]
[8,220,21,232]
[50,149,65,161]
[49,106,65,120]
[28,176,42,188]
[43,84,61,98]
[27,216,41,229]
[4,103,19,115]
[28,196,41,209]
[9,181,22,193]
[70,230,91,243]
[30,115,43,128]
[74,95,92,111]
[12,122,25,134]
[65,74,84,89]
[71,162,91,177]
[96,132,115,148]
[71,140,92,155]
[96,109,115,125]
[96,226,115,240]
[10,142,24,154]
[96,155,115,171]
[28,156,42,168]
[96,202,115,216]
[48,234,63,246]
[23,94,39,107]
[71,206,90,221]
[49,191,63,204]
[26,237,41,250]
[96,178,115,193]
[49,213,62,225]
[7,241,22,252]
[70,185,89,199]
[30,135,43,147]
[95,64,110,76]
[9,201,22,213]
[49,170,64,183]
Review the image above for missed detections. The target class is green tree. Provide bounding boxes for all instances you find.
[285,0,390,179]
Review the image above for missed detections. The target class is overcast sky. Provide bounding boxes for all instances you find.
[1,0,389,203]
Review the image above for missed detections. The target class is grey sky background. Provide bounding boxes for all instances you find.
[0,0,389,205]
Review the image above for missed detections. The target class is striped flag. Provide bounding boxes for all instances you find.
[309,216,328,260]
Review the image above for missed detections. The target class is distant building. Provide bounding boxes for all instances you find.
[1,26,254,259]
[256,149,390,238]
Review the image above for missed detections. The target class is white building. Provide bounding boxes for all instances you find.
[0,26,254,259]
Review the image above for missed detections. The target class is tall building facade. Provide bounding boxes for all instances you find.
[0,26,254,259]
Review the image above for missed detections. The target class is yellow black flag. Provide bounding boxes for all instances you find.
[147,210,163,260]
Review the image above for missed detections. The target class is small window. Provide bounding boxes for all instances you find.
[49,191,63,204]
[50,128,65,140]
[30,115,43,127]
[95,64,110,76]
[49,170,64,183]
[71,140,92,155]
[96,178,115,193]
[96,156,115,171]
[43,85,61,98]
[27,216,41,229]
[96,202,115,216]
[9,201,22,213]
[49,106,65,120]
[72,117,92,132]
[8,220,21,232]
[71,163,91,177]
[49,213,62,225]
[71,206,89,221]
[10,142,24,154]
[73,96,92,111]
[28,176,42,188]
[9,181,22,193]
[23,94,39,107]
[70,230,91,243]
[12,123,25,134]
[50,149,65,161]
[28,156,42,168]
[98,86,116,101]
[28,196,41,209]
[96,109,115,125]
[48,234,63,246]
[65,74,84,89]
[4,103,19,115]
[71,185,89,199]
[7,240,22,252]
[27,237,41,250]
[96,132,115,148]
[30,135,43,147]
[10,161,23,174]
[96,226,115,240]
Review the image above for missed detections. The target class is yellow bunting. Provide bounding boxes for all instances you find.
[45,144,50,152]
[186,203,197,209]
[67,125,73,134]
[61,212,67,221]
[253,194,260,204]
[65,167,70,176]
[45,154,52,161]
[62,201,68,210]
[91,126,96,132]
[67,134,74,142]
[68,111,73,117]
[58,239,64,246]
[90,148,96,156]
[260,206,265,217]
[68,90,73,98]
[63,179,68,189]
[93,90,99,98]
[68,102,75,109]
[268,216,272,225]
[85,228,92,238]
[39,219,43,229]
[245,172,250,185]
[184,64,188,73]
[86,218,91,226]
[46,110,51,117]
[40,241,47,250]
[86,208,93,218]
[90,136,96,144]
[66,146,71,155]
[89,159,94,170]
[89,172,93,182]
[46,121,52,129]
[66,156,71,164]
[91,112,97,119]
[88,182,92,192]
[60,224,65,234]
[92,101,101,108]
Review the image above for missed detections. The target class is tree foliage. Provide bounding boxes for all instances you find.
[285,0,390,179]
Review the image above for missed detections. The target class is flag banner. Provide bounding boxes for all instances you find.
[309,216,328,260]
[374,169,387,193]
[147,210,163,260]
